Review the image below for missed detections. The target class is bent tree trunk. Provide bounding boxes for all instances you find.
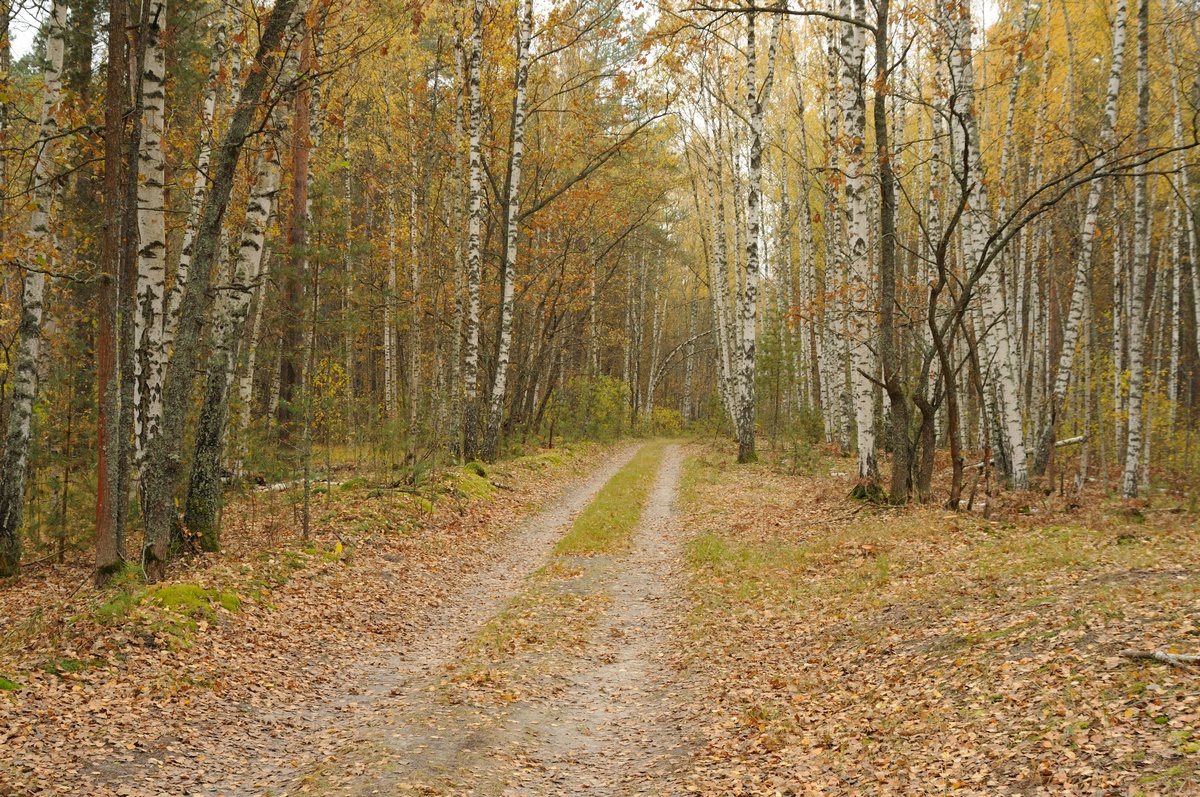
[1032,0,1129,475]
[0,0,66,577]
[183,124,283,551]
[139,0,300,582]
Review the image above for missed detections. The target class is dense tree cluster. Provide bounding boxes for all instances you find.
[0,0,1196,581]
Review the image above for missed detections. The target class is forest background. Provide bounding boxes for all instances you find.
[0,0,1195,584]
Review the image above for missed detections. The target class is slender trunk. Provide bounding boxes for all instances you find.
[164,6,234,354]
[183,118,283,550]
[1033,0,1129,474]
[461,0,484,460]
[234,235,272,477]
[875,0,908,502]
[94,0,125,583]
[839,0,875,479]
[483,0,533,461]
[449,26,465,456]
[0,0,66,576]
[738,9,781,462]
[1123,0,1150,497]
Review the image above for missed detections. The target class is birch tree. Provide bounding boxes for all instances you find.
[0,0,66,576]
[737,6,783,463]
[133,0,168,466]
[1122,0,1151,498]
[461,0,484,460]
[483,0,533,461]
[140,0,301,581]
[838,0,876,481]
[1032,0,1129,474]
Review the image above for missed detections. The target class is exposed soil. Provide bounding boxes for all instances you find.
[293,444,694,796]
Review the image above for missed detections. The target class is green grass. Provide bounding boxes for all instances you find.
[554,442,666,555]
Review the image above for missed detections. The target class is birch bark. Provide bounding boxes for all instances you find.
[1032,0,1129,474]
[0,0,65,576]
[483,0,533,460]
[133,0,168,464]
[838,0,876,480]
[1122,0,1151,498]
[165,5,236,354]
[461,0,484,460]
[140,0,301,581]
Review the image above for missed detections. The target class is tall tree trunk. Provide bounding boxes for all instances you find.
[947,0,1029,488]
[140,0,301,581]
[1032,0,1129,474]
[449,24,466,456]
[737,9,781,463]
[133,0,167,467]
[164,5,234,355]
[0,0,66,576]
[183,118,284,551]
[95,0,126,583]
[1123,0,1151,498]
[483,0,533,461]
[461,0,484,460]
[838,0,876,481]
[875,0,909,502]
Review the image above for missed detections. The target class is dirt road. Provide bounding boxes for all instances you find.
[290,443,693,796]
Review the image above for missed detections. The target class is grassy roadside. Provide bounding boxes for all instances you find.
[674,443,1200,795]
[448,441,668,701]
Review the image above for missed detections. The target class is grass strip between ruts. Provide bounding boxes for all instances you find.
[553,441,667,555]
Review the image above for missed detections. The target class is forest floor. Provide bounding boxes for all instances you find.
[2,439,1199,796]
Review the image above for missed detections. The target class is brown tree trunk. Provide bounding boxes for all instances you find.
[94,0,127,584]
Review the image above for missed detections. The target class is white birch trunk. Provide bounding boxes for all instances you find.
[1122,0,1150,498]
[838,0,875,478]
[133,0,168,465]
[946,0,1029,488]
[1036,0,1128,472]
[449,27,466,453]
[165,6,235,354]
[0,0,65,570]
[483,0,533,458]
[462,0,484,458]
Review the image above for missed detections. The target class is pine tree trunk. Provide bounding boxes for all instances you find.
[95,0,125,584]
[0,0,66,576]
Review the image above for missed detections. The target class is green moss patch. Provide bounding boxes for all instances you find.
[453,468,496,501]
[0,675,21,690]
